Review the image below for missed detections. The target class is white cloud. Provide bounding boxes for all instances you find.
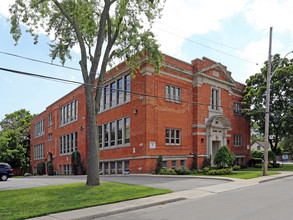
[0,1,14,18]
[245,0,293,36]
[236,38,283,82]
[153,0,249,56]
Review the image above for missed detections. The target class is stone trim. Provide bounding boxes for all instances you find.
[193,132,207,136]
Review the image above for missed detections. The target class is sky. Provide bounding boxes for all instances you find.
[1,0,293,121]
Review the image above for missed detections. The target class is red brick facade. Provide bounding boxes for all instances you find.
[30,55,250,174]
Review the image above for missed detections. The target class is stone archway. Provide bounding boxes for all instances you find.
[206,115,231,164]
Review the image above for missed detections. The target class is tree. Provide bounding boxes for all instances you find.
[213,146,235,168]
[243,54,293,154]
[9,0,165,186]
[154,155,162,174]
[0,109,35,171]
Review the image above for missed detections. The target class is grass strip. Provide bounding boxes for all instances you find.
[0,182,171,220]
[243,164,293,172]
[219,171,280,179]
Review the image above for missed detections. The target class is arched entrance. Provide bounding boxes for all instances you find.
[206,115,231,164]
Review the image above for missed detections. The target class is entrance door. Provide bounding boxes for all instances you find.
[212,141,221,164]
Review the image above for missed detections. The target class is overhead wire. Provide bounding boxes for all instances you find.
[0,66,262,113]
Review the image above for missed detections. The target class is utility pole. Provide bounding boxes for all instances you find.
[264,27,272,176]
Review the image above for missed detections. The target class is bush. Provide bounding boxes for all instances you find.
[37,161,45,175]
[191,153,197,170]
[248,158,263,167]
[158,168,176,175]
[203,156,211,168]
[71,151,86,175]
[214,146,235,168]
[232,165,241,171]
[176,168,192,175]
[154,155,163,174]
[206,168,233,175]
[197,169,203,174]
[239,164,248,169]
[251,150,264,158]
[255,163,263,168]
[202,167,211,174]
[47,161,54,176]
[272,162,280,168]
[24,173,32,177]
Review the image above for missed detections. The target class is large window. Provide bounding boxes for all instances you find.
[34,143,44,160]
[234,134,242,147]
[165,128,181,145]
[59,100,78,127]
[211,88,220,110]
[234,102,242,114]
[166,84,181,102]
[34,119,45,138]
[48,114,52,126]
[59,132,78,155]
[98,116,130,149]
[99,74,131,112]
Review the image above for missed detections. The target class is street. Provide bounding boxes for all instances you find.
[97,176,293,220]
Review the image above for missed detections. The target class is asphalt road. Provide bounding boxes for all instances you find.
[0,175,229,191]
[97,176,293,220]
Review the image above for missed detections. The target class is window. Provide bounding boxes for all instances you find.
[117,119,123,145]
[63,164,71,175]
[211,88,220,110]
[34,119,45,138]
[171,160,177,169]
[59,100,78,126]
[124,117,130,144]
[110,81,116,107]
[117,78,123,105]
[59,132,78,155]
[48,114,52,126]
[98,125,103,148]
[104,123,109,148]
[180,160,185,168]
[234,102,242,114]
[104,85,109,110]
[234,134,242,146]
[110,121,116,146]
[124,74,131,101]
[99,74,130,113]
[162,161,168,169]
[165,128,181,145]
[48,133,52,141]
[34,143,44,160]
[98,116,130,149]
[166,84,181,102]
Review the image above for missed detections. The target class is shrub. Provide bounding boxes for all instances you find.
[37,161,45,175]
[197,169,203,174]
[232,165,241,171]
[248,158,263,167]
[24,173,32,177]
[154,155,163,174]
[158,168,176,175]
[202,167,211,174]
[206,168,233,175]
[203,156,211,168]
[47,161,54,176]
[71,151,86,175]
[272,162,280,168]
[191,153,197,170]
[176,168,192,175]
[251,150,264,158]
[240,164,248,169]
[255,163,263,168]
[214,146,235,168]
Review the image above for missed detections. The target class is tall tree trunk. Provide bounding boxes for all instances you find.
[85,85,100,186]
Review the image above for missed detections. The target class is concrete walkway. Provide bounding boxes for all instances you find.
[30,172,293,220]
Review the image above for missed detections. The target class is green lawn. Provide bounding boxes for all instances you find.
[192,171,280,179]
[0,182,171,220]
[219,171,280,179]
[243,164,293,172]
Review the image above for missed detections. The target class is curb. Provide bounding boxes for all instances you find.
[259,172,293,183]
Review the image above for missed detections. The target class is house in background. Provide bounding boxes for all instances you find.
[251,141,265,150]
[30,54,251,175]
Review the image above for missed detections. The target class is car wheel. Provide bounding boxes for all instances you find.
[1,174,8,181]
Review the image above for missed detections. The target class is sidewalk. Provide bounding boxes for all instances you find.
[30,172,293,220]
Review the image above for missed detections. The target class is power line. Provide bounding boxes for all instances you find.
[0,51,81,72]
[1,66,258,113]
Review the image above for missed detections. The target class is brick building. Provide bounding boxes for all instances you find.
[30,54,250,174]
